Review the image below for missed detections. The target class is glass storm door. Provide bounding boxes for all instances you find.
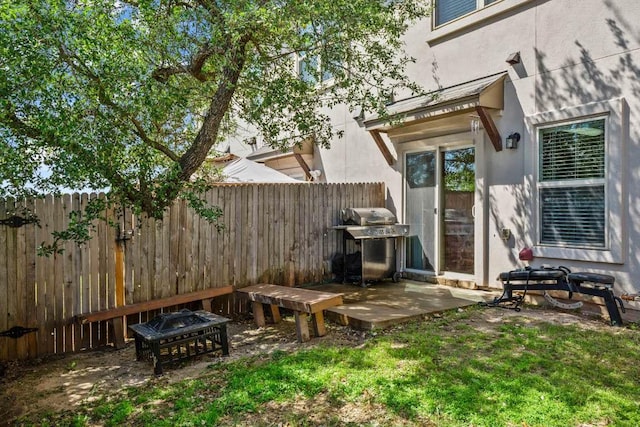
[405,151,437,272]
[441,147,475,274]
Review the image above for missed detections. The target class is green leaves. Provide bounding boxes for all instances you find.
[1,0,429,237]
[37,196,108,256]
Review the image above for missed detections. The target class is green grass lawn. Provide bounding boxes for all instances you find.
[24,307,640,426]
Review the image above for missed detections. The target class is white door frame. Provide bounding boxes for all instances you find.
[400,131,488,286]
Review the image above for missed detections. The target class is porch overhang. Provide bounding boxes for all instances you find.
[364,72,507,157]
[246,137,315,180]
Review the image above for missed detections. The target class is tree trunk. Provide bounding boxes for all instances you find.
[179,40,249,181]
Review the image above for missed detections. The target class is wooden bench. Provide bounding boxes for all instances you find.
[236,284,344,343]
[75,286,235,348]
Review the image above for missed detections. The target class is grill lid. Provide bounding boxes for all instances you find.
[341,208,397,225]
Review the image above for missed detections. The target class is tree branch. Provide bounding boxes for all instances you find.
[130,117,180,162]
[3,100,142,206]
[3,102,43,140]
[153,0,236,83]
[57,44,180,162]
[195,0,227,29]
[152,43,222,83]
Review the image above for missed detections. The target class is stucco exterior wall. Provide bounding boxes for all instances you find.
[222,0,640,306]
[311,0,640,300]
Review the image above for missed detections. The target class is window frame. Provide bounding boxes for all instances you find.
[525,98,627,264]
[433,0,502,28]
[536,116,608,250]
[292,23,336,87]
[294,51,335,86]
[427,0,534,44]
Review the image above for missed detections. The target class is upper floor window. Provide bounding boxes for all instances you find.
[537,118,607,248]
[296,51,333,85]
[295,24,334,85]
[435,0,501,26]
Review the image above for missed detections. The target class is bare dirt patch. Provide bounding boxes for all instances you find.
[0,308,621,424]
[0,316,367,423]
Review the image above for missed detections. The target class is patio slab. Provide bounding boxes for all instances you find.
[305,280,496,330]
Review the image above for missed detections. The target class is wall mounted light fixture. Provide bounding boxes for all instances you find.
[506,51,521,65]
[505,132,520,149]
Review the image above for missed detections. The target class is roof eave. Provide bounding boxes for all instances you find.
[363,73,507,132]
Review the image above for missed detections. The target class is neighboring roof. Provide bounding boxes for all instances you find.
[246,137,314,163]
[364,72,507,130]
[221,157,300,183]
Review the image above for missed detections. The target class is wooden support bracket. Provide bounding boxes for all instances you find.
[475,106,502,152]
[294,153,312,180]
[369,130,395,165]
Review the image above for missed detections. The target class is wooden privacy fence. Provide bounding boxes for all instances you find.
[0,182,385,361]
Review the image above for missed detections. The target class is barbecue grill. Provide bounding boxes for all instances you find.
[129,309,230,375]
[333,208,409,287]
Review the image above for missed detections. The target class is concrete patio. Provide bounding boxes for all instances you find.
[306,280,497,330]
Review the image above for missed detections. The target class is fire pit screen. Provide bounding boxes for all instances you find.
[129,309,230,375]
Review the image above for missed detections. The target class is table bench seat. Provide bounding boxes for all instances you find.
[236,284,343,342]
[74,286,234,348]
[488,268,624,326]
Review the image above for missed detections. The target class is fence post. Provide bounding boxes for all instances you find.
[112,224,126,349]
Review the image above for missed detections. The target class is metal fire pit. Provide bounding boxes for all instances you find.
[129,309,230,375]
[333,208,409,287]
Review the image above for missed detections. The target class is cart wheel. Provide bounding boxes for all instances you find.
[392,272,402,283]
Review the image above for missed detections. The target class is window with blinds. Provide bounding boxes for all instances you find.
[538,118,607,248]
[435,0,502,26]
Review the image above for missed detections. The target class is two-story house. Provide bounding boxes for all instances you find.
[227,0,640,306]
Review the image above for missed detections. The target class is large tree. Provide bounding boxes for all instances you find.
[1,0,428,222]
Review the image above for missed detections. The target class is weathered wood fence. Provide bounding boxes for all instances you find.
[0,182,385,361]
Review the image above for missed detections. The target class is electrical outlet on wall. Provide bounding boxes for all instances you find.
[500,228,511,241]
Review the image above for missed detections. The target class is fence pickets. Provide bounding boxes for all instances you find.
[0,182,384,361]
